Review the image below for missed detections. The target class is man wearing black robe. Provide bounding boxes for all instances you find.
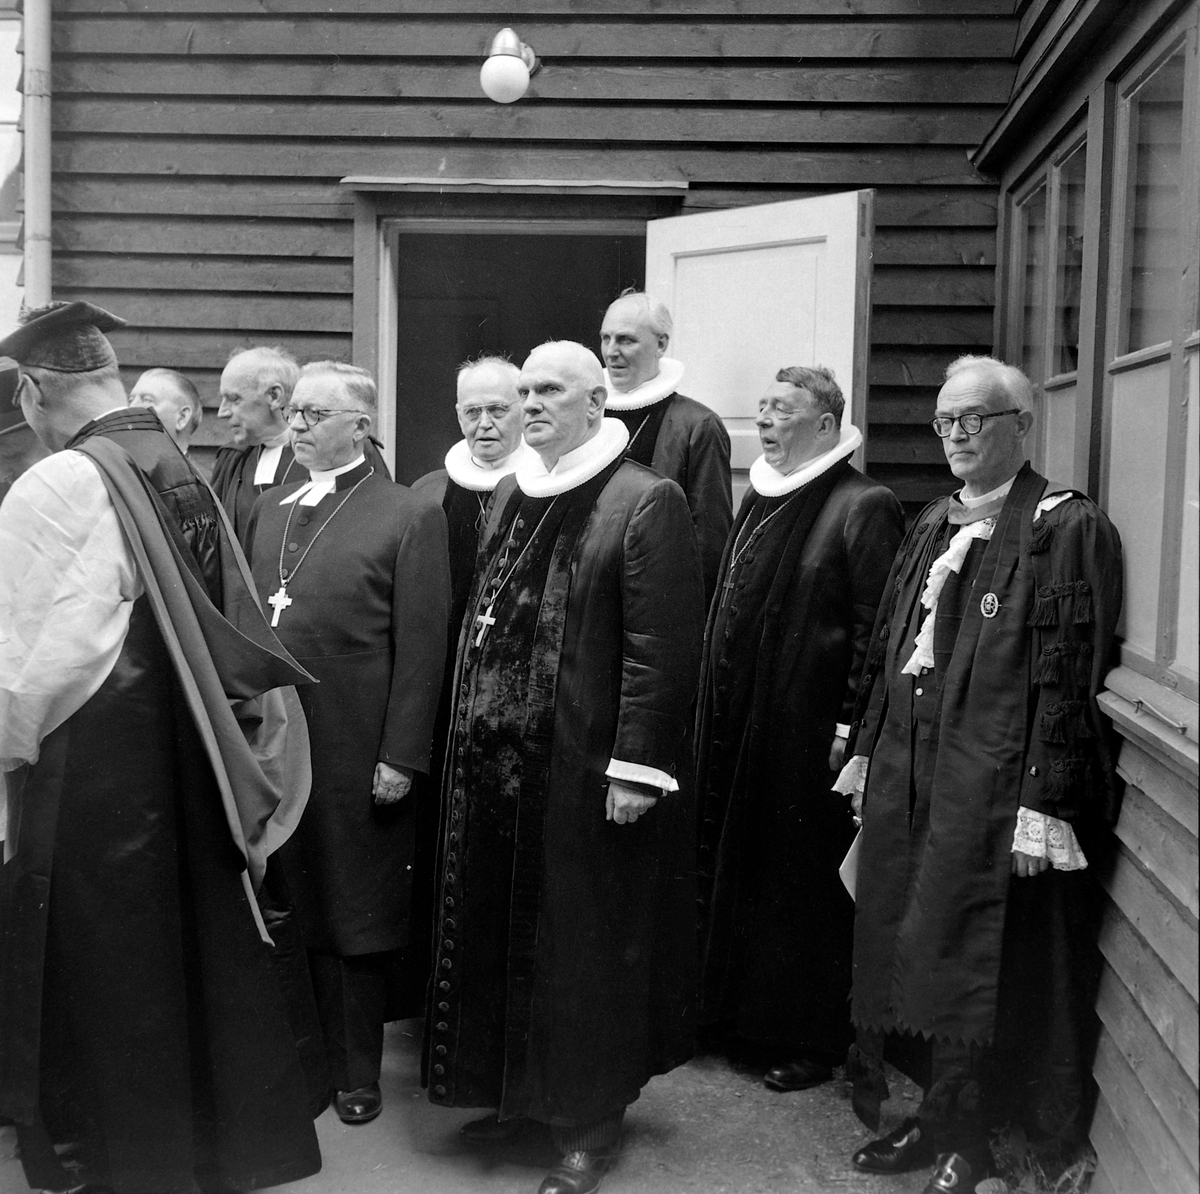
[600,290,732,605]
[426,341,704,1194]
[696,366,903,1093]
[840,356,1122,1194]
[0,302,322,1194]
[247,361,450,1127]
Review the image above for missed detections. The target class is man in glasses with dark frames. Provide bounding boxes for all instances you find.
[836,355,1122,1194]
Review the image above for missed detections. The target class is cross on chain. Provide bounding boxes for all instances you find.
[473,603,497,647]
[268,585,293,627]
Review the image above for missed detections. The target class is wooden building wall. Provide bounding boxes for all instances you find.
[44,0,1017,506]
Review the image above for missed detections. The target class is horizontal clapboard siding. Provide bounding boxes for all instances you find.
[47,3,1015,498]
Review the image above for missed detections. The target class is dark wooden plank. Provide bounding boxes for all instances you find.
[58,0,1017,15]
[1089,1092,1155,1194]
[52,97,1000,147]
[873,227,996,266]
[1116,736,1200,838]
[54,252,352,293]
[1092,1030,1194,1194]
[108,327,350,368]
[860,462,956,504]
[869,349,956,386]
[871,307,994,344]
[865,388,941,425]
[51,216,352,257]
[1098,898,1199,1084]
[873,267,995,307]
[684,186,999,226]
[53,138,991,186]
[53,18,1021,59]
[53,178,353,219]
[1096,962,1199,1169]
[1102,843,1199,1000]
[56,289,352,333]
[1114,783,1199,917]
[1014,0,1061,57]
[52,58,1019,106]
[866,427,947,465]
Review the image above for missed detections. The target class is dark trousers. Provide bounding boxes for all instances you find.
[309,949,393,1092]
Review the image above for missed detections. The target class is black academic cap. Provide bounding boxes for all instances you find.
[0,301,127,373]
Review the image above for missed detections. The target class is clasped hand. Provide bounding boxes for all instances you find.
[606,780,659,825]
[373,761,413,805]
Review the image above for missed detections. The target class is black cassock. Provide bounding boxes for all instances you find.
[247,461,449,956]
[696,456,903,1059]
[426,452,704,1126]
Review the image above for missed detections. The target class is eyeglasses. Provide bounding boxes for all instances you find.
[457,402,517,425]
[283,405,366,429]
[930,409,1022,437]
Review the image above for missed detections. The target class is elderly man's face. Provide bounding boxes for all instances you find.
[287,373,369,473]
[217,357,284,449]
[519,347,602,464]
[756,381,832,474]
[935,367,1032,496]
[130,373,191,442]
[456,366,524,464]
[599,300,667,393]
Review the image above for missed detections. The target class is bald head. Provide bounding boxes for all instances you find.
[519,341,607,468]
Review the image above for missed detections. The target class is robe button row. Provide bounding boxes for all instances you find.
[434,1064,445,1075]
[281,567,291,579]
[438,1002,449,1013]
[298,516,310,526]
[445,896,456,908]
[434,1085,446,1096]
[441,958,452,970]
[436,1044,447,1055]
[436,1022,449,1032]
[287,541,299,552]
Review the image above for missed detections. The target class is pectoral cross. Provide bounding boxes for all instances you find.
[473,602,497,648]
[719,570,737,610]
[268,585,293,627]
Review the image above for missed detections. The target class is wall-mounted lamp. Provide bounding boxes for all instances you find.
[480,27,541,104]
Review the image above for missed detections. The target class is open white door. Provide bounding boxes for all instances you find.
[645,191,874,496]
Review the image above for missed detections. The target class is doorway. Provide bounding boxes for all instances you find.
[390,228,644,484]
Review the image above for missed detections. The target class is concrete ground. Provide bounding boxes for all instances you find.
[0,1021,931,1194]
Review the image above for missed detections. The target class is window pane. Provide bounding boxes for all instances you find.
[1019,184,1048,379]
[1124,50,1185,352]
[1054,143,1087,375]
[1175,349,1199,683]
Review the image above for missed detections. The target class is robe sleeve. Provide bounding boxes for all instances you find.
[685,410,733,608]
[610,478,705,784]
[0,452,141,829]
[378,496,451,775]
[841,484,905,725]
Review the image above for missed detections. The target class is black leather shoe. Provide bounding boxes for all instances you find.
[334,1081,382,1124]
[852,1117,936,1174]
[538,1149,616,1194]
[763,1058,833,1092]
[459,1113,528,1146]
[923,1151,983,1192]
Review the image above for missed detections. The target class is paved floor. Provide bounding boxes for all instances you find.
[0,1021,930,1194]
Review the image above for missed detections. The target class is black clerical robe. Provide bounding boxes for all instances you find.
[696,457,903,1057]
[426,457,705,1126]
[247,462,450,956]
[610,393,732,607]
[0,435,320,1194]
[850,463,1122,1139]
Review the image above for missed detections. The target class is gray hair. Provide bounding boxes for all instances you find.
[775,365,845,423]
[139,367,203,433]
[226,345,300,402]
[612,288,673,339]
[299,360,378,413]
[945,354,1036,413]
[456,354,520,390]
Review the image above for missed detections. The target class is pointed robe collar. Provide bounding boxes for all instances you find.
[516,417,630,498]
[602,357,685,411]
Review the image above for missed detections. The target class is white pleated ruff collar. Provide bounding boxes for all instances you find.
[602,357,685,411]
[748,425,862,498]
[444,438,533,492]
[516,418,630,498]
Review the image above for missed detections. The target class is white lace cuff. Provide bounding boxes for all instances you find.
[606,759,679,793]
[1012,806,1088,870]
[833,754,869,797]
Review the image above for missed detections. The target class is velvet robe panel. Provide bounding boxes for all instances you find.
[247,466,450,956]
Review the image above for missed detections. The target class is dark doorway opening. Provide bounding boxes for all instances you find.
[393,231,645,483]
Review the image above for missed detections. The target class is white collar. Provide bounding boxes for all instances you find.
[748,425,862,498]
[254,441,286,485]
[602,358,685,411]
[445,438,531,492]
[280,454,367,506]
[958,475,1017,508]
[516,418,629,498]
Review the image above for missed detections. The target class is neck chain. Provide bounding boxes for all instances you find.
[626,409,654,452]
[266,467,374,626]
[719,490,804,609]
[470,498,559,649]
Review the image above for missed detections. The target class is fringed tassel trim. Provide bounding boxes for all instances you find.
[1033,641,1093,687]
[1028,580,1093,628]
[1039,700,1095,744]
[1046,756,1090,803]
[1028,520,1055,555]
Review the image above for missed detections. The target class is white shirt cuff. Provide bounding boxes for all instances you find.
[833,754,869,796]
[606,759,679,793]
[1012,806,1088,870]
[835,722,850,739]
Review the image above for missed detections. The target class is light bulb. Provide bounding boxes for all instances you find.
[480,54,530,104]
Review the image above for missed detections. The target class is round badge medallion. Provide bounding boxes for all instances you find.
[980,592,1000,618]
